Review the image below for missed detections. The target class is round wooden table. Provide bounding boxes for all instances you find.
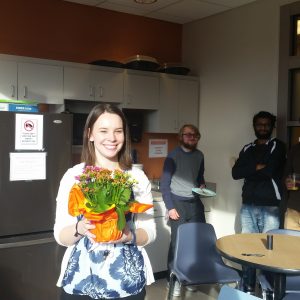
[216,233,300,300]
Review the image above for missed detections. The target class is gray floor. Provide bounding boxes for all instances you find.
[145,278,222,300]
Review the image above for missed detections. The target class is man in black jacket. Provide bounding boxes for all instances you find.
[232,111,286,292]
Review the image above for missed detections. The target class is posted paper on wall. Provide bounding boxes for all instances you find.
[15,114,44,150]
[10,152,46,181]
[149,139,168,158]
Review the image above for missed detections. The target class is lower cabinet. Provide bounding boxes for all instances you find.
[145,200,170,274]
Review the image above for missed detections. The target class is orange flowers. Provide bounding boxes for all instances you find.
[68,166,152,242]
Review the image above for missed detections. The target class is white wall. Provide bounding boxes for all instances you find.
[182,0,297,237]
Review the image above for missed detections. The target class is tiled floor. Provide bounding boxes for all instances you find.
[145,278,221,300]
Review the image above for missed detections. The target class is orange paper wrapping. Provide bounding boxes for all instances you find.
[86,209,122,242]
[68,184,153,242]
[68,184,86,215]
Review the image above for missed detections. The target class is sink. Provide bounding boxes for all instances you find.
[150,179,160,192]
[151,190,162,201]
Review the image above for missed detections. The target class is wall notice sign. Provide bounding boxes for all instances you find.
[9,152,46,181]
[149,139,168,158]
[15,114,43,150]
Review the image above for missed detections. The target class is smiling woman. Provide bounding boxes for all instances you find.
[54,103,156,300]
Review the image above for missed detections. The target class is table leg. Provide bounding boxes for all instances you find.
[273,273,286,300]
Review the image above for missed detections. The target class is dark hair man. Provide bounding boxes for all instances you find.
[232,111,286,292]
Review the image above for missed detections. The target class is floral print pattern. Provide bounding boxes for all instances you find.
[61,237,145,299]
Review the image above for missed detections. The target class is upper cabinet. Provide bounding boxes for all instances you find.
[123,71,159,109]
[18,62,63,104]
[0,55,200,134]
[64,66,123,103]
[0,59,63,104]
[177,79,199,128]
[0,60,18,100]
[145,75,199,133]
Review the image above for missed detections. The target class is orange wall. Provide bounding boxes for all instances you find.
[0,0,182,64]
[132,133,179,180]
[0,0,182,177]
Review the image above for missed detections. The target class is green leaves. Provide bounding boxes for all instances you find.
[77,166,138,231]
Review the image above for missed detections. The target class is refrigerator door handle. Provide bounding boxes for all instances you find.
[0,236,55,249]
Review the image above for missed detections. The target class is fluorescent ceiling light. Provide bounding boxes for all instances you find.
[134,0,157,4]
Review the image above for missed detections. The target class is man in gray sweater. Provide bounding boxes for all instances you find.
[161,124,206,296]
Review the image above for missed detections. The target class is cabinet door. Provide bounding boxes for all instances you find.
[157,76,179,133]
[144,216,170,273]
[0,60,18,100]
[178,79,199,128]
[18,63,63,104]
[124,72,159,109]
[63,67,94,101]
[94,70,123,103]
[145,76,199,133]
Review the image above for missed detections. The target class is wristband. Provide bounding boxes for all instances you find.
[74,219,84,237]
[131,229,136,244]
[126,229,136,244]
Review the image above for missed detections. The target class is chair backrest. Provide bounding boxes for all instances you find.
[267,229,300,236]
[283,293,300,300]
[173,222,240,284]
[218,285,261,300]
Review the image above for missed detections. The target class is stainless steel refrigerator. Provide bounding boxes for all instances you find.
[0,111,73,300]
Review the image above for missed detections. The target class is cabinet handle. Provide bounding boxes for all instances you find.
[89,86,94,97]
[11,85,15,98]
[23,86,28,98]
[99,87,103,98]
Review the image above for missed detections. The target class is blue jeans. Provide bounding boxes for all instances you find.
[240,204,279,290]
[240,204,280,233]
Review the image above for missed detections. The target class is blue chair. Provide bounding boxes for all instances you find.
[167,222,241,299]
[283,293,300,300]
[257,229,300,300]
[218,285,262,300]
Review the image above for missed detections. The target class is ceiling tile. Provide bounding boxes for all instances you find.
[148,0,229,23]
[106,0,180,11]
[205,0,256,7]
[63,0,258,24]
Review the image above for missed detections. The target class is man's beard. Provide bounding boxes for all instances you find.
[181,141,198,150]
[254,129,272,140]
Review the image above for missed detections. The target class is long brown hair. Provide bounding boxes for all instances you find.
[81,104,132,170]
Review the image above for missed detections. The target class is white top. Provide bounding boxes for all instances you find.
[54,163,156,286]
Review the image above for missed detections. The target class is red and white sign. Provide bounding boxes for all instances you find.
[149,139,168,158]
[15,114,44,150]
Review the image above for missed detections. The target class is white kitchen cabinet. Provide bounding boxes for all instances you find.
[0,60,18,100]
[145,75,199,133]
[64,66,123,103]
[123,71,159,109]
[145,194,170,274]
[0,60,63,104]
[18,62,63,104]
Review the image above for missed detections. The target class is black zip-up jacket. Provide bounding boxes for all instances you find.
[232,138,286,206]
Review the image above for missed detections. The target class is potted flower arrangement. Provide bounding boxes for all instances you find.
[68,166,152,242]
